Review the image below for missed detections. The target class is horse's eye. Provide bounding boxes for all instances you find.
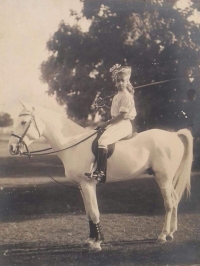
[21,121,27,125]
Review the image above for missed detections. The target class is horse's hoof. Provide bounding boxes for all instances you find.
[166,234,174,242]
[84,242,92,248]
[84,238,95,247]
[89,241,102,252]
[90,246,102,252]
[156,238,167,244]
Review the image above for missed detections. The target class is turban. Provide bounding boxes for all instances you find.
[110,64,132,82]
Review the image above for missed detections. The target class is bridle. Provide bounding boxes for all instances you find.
[11,111,98,157]
[11,111,41,157]
[10,110,99,191]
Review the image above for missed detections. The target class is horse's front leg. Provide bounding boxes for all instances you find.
[80,181,104,251]
[80,189,97,247]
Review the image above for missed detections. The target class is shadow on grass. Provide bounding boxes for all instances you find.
[0,154,200,222]
[0,240,199,266]
[0,155,64,178]
[0,174,200,222]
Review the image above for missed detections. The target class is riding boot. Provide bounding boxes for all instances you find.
[92,148,108,183]
[85,148,108,183]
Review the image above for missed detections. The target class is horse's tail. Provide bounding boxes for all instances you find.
[173,129,193,202]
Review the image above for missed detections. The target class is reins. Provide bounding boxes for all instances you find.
[11,110,98,157]
[11,113,100,190]
[29,155,81,191]
[22,130,98,156]
[24,130,101,191]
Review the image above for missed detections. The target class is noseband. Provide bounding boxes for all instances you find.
[11,112,40,157]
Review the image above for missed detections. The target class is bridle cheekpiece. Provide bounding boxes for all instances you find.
[11,111,41,157]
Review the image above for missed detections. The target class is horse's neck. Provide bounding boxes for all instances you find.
[38,109,90,150]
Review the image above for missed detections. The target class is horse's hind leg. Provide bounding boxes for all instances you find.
[155,174,174,243]
[167,188,178,241]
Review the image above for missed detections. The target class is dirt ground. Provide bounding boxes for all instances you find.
[0,140,200,266]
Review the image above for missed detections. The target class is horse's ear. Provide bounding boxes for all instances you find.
[19,101,26,109]
[19,101,32,111]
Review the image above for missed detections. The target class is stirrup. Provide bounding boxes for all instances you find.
[84,172,93,178]
[93,171,105,182]
[85,171,105,182]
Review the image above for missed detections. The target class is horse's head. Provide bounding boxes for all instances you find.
[8,102,45,155]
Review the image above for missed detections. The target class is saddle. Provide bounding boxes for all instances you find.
[90,129,154,182]
[92,128,137,160]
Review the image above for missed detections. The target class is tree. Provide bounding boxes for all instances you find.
[40,0,200,131]
[0,112,13,128]
[0,112,13,136]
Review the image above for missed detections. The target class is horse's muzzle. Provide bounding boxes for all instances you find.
[9,143,24,155]
[9,144,18,155]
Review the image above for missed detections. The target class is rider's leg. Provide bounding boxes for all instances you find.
[92,147,108,183]
[92,120,132,182]
[85,120,132,182]
[98,120,132,147]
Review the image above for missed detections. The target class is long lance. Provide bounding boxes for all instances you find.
[94,74,199,107]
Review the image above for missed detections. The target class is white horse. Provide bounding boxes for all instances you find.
[8,103,193,251]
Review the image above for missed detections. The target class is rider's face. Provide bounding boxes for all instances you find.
[116,76,129,91]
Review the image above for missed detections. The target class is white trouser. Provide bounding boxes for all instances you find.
[98,119,132,149]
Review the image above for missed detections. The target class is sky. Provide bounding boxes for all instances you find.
[0,0,90,120]
[0,0,198,121]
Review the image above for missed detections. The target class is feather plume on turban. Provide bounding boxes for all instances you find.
[109,64,132,82]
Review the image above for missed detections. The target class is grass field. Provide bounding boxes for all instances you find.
[0,139,200,266]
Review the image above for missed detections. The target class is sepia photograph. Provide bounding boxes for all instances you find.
[0,0,200,265]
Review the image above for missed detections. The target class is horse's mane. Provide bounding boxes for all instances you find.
[34,106,87,133]
[35,106,68,123]
[18,102,86,135]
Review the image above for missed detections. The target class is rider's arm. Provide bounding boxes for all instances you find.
[100,112,126,128]
[100,93,130,129]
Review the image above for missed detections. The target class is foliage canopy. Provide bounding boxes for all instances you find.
[41,0,200,131]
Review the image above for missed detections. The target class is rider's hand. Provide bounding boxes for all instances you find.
[94,125,101,130]
[95,120,110,130]
[100,121,110,129]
